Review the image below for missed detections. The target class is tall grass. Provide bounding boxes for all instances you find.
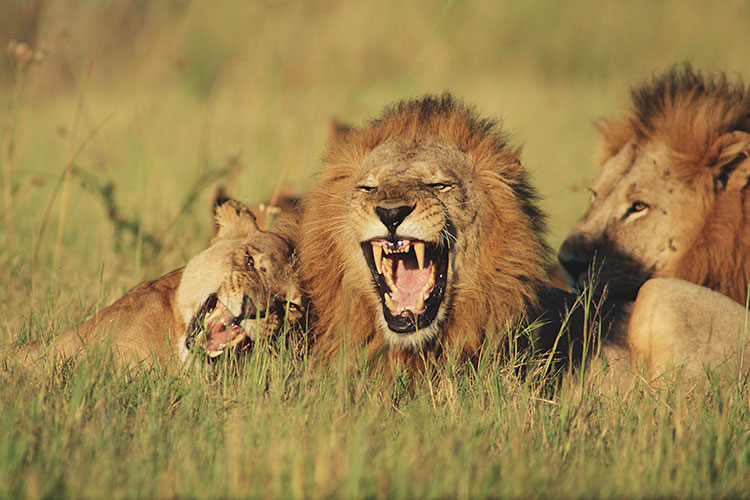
[2,340,749,498]
[3,1,750,497]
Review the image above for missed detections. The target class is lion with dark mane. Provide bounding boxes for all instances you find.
[298,94,554,369]
[559,66,750,303]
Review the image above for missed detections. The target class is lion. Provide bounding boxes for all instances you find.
[297,93,617,370]
[22,200,305,367]
[558,65,750,303]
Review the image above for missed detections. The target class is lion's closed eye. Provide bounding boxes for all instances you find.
[426,182,452,192]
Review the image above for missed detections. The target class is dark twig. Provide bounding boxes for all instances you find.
[161,155,241,237]
[70,166,163,255]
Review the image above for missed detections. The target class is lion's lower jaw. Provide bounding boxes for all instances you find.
[377,311,445,350]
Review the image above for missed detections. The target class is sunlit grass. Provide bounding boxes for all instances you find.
[3,1,750,497]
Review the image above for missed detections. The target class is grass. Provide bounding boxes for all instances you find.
[2,0,750,498]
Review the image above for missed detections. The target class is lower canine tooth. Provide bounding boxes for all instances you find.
[415,291,425,312]
[384,293,397,312]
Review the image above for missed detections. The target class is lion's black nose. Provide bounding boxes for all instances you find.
[375,204,415,231]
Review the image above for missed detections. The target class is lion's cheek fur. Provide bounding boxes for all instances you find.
[177,241,233,324]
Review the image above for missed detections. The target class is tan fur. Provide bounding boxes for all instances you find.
[299,94,551,370]
[26,201,304,367]
[559,65,750,303]
[628,278,750,382]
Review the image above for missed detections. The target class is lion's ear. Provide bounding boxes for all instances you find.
[213,200,260,242]
[710,130,750,192]
[594,118,632,161]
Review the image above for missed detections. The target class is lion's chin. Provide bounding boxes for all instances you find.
[361,238,449,339]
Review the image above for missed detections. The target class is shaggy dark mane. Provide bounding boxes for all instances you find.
[599,64,750,169]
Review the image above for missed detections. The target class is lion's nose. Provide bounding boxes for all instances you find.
[375,204,415,231]
[557,239,592,290]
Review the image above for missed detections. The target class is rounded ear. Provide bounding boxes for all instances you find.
[594,117,632,160]
[213,200,260,243]
[710,130,750,192]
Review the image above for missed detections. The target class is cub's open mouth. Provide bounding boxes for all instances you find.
[361,239,448,333]
[185,294,264,357]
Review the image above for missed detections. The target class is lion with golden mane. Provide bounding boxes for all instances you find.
[299,94,562,369]
[559,66,750,303]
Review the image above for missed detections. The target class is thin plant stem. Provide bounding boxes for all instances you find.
[52,28,104,271]
[3,56,31,250]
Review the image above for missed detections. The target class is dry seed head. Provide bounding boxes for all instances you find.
[7,40,48,67]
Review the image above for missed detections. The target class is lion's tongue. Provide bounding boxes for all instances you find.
[204,303,242,355]
[390,259,432,314]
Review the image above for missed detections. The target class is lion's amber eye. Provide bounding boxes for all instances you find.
[428,183,452,192]
[357,185,377,193]
[287,302,300,312]
[245,251,255,268]
[627,201,649,215]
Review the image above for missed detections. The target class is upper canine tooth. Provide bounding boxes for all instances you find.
[414,242,425,270]
[372,244,383,275]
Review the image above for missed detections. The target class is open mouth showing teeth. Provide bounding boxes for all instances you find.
[361,238,448,333]
[185,294,264,357]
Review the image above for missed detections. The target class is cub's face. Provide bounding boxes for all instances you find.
[349,137,478,349]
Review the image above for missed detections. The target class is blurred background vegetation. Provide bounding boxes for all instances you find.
[2,0,750,334]
[3,3,750,497]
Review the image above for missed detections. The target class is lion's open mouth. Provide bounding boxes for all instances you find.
[361,239,448,333]
[185,294,264,357]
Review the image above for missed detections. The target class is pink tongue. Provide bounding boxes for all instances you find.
[206,331,231,352]
[390,259,431,307]
[206,318,231,352]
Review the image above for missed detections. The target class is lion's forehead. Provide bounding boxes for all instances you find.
[594,140,681,200]
[359,137,467,181]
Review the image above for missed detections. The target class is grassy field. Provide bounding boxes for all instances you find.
[2,1,750,498]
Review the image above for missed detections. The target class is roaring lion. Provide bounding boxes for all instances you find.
[558,66,750,303]
[297,94,586,369]
[23,200,305,366]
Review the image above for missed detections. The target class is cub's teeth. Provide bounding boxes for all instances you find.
[372,245,383,275]
[415,291,425,312]
[414,242,425,270]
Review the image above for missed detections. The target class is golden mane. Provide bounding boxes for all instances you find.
[597,65,750,303]
[299,94,551,368]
